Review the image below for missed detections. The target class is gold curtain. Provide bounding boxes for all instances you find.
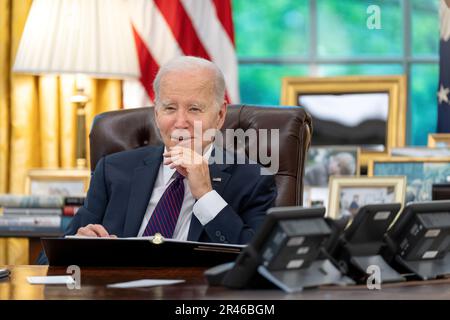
[0,0,123,265]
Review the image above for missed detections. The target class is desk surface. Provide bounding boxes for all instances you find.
[2,265,450,300]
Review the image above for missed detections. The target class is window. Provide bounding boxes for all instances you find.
[233,0,439,145]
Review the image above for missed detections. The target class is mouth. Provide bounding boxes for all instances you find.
[170,135,193,142]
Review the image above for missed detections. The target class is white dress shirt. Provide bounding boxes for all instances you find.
[137,145,228,240]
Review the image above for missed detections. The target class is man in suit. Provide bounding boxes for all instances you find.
[63,56,277,247]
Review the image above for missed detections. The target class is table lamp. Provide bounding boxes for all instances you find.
[12,0,140,168]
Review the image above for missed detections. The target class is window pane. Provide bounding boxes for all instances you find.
[232,0,309,57]
[318,0,402,57]
[411,0,439,56]
[410,64,439,146]
[239,64,308,105]
[316,64,403,76]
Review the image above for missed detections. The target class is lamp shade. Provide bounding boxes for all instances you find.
[13,0,140,79]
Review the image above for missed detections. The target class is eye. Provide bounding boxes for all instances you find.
[189,106,201,112]
[163,105,176,111]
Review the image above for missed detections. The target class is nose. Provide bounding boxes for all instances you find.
[174,109,189,128]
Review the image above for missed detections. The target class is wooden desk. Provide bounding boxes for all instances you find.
[2,265,450,300]
[0,234,62,265]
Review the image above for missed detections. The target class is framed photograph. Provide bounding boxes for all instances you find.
[327,176,406,219]
[390,147,450,157]
[303,186,329,209]
[428,133,450,148]
[280,75,407,166]
[25,169,91,196]
[304,146,360,187]
[368,157,450,202]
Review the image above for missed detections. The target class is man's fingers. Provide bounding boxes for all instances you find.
[168,146,185,153]
[76,225,114,238]
[89,224,110,237]
[164,146,185,157]
[165,147,204,164]
[77,224,110,237]
[76,226,98,237]
[164,146,206,173]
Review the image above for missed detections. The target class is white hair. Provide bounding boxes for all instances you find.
[153,56,226,108]
[331,152,356,175]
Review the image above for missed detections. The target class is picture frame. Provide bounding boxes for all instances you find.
[327,176,406,219]
[389,146,450,158]
[304,145,360,187]
[367,157,450,203]
[303,186,329,209]
[428,133,450,148]
[280,75,407,166]
[25,168,91,196]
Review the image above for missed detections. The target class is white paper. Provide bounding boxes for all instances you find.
[106,279,185,289]
[64,235,155,241]
[64,235,246,248]
[27,276,75,285]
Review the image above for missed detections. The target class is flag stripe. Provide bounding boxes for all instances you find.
[131,23,159,101]
[124,0,240,108]
[125,0,183,105]
[128,0,183,66]
[212,0,235,45]
[181,0,239,103]
[154,0,211,59]
[156,0,233,103]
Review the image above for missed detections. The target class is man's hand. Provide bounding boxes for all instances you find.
[163,146,213,199]
[76,224,117,238]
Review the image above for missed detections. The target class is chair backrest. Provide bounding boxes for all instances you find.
[89,104,312,206]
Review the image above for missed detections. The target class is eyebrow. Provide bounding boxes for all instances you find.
[189,103,206,108]
[159,101,207,109]
[160,101,176,107]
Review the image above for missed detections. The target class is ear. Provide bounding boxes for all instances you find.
[216,101,227,129]
[154,106,160,129]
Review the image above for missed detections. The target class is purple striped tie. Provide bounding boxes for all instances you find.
[143,172,185,238]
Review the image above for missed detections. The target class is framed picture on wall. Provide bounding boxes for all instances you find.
[327,176,406,219]
[428,133,450,148]
[303,186,329,209]
[368,157,450,203]
[280,75,407,166]
[25,169,91,196]
[304,146,360,187]
[390,146,450,157]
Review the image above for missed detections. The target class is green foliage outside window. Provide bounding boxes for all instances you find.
[232,0,439,145]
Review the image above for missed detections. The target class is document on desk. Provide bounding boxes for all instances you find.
[107,279,185,289]
[42,235,245,267]
[64,235,246,249]
[27,276,75,285]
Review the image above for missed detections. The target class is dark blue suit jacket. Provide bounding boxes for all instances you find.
[37,145,277,264]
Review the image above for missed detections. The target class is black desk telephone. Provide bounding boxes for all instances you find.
[0,268,10,280]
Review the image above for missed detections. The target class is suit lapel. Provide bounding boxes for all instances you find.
[187,148,232,242]
[123,145,164,237]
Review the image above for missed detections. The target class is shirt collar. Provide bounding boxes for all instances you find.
[162,144,214,185]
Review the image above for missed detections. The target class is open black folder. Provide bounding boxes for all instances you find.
[41,236,244,267]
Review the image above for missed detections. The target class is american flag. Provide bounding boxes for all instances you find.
[123,0,239,108]
[438,0,450,132]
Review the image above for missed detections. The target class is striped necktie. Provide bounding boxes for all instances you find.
[143,172,185,238]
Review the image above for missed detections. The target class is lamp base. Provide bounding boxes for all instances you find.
[72,85,89,170]
[76,158,87,169]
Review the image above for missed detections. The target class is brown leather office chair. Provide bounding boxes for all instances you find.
[89,104,312,206]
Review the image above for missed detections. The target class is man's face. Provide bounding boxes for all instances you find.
[154,68,226,152]
[328,157,340,175]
